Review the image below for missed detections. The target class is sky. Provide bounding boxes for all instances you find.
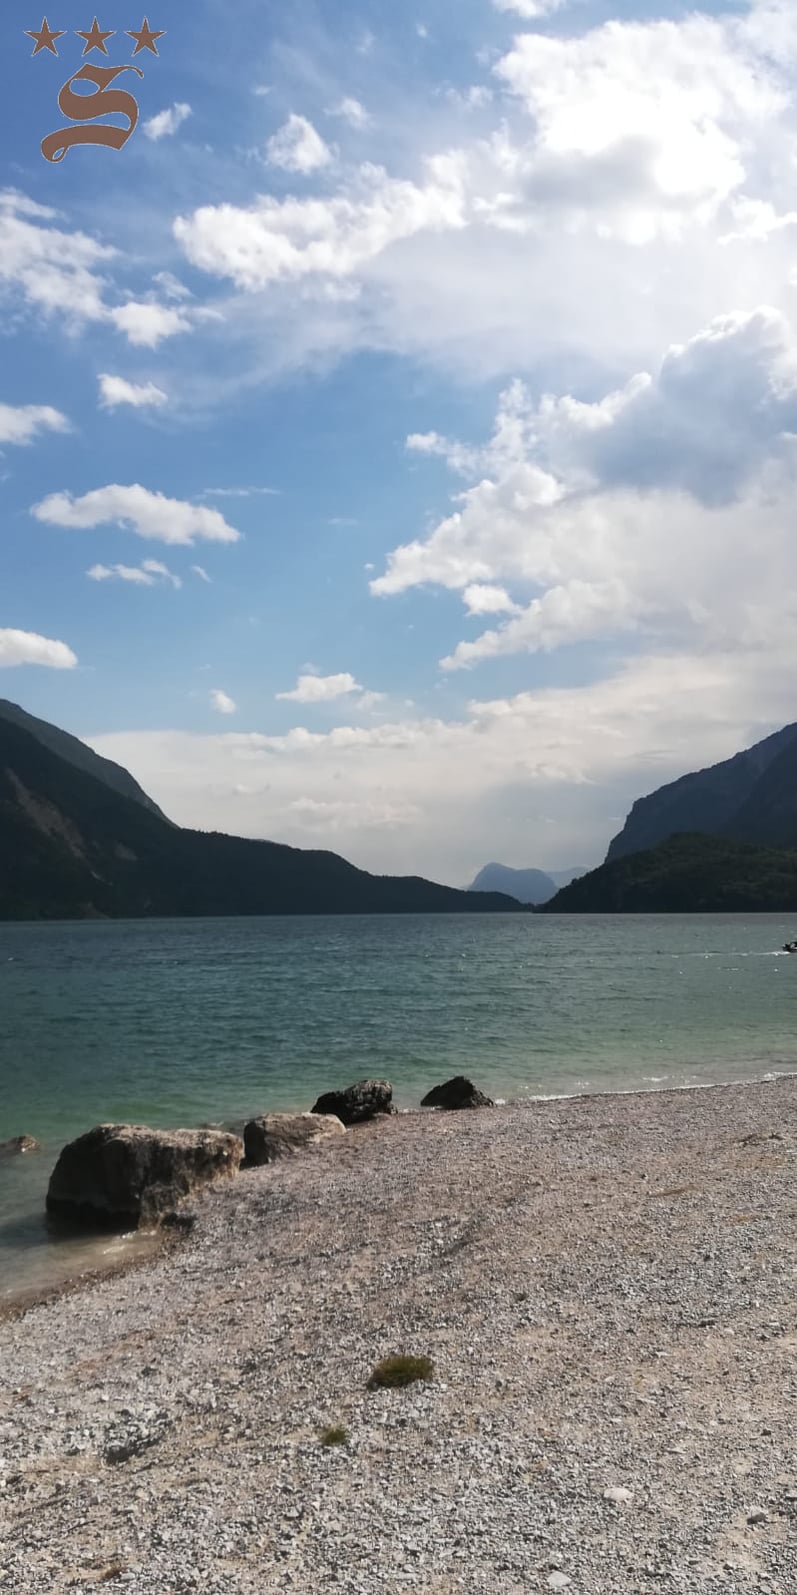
[2,0,797,885]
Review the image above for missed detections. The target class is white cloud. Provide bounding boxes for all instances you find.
[174,154,469,290]
[0,191,197,350]
[376,304,797,673]
[330,98,372,130]
[144,103,192,142]
[210,689,237,715]
[266,115,333,174]
[0,188,114,323]
[88,559,182,589]
[169,1,797,390]
[108,301,191,348]
[0,403,69,446]
[0,628,77,669]
[463,584,520,616]
[32,485,241,546]
[98,374,168,410]
[277,672,363,704]
[191,564,211,583]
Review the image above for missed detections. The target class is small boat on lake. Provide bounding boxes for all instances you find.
[782,940,797,953]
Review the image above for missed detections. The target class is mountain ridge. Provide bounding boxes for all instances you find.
[0,711,520,920]
[0,698,170,823]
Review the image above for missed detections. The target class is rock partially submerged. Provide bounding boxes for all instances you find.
[244,1112,345,1166]
[421,1076,495,1111]
[311,1079,395,1126]
[46,1124,242,1230]
[0,1134,40,1156]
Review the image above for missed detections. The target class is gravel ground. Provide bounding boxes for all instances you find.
[1,1078,796,1594]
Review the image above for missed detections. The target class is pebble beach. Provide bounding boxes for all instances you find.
[1,1077,796,1594]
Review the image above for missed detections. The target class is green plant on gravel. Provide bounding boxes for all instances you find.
[367,1354,434,1390]
[319,1424,349,1446]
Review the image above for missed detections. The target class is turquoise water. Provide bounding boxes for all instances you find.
[1,913,795,1300]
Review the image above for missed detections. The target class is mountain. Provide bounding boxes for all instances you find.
[0,699,169,822]
[469,863,588,905]
[0,712,519,920]
[606,723,797,861]
[726,735,797,850]
[542,833,797,913]
[469,863,556,905]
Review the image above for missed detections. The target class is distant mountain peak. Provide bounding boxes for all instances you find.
[468,862,587,905]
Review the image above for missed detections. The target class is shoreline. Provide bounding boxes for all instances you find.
[3,1074,796,1591]
[3,1067,797,1321]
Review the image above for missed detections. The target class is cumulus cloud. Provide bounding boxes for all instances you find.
[0,628,77,669]
[98,375,168,410]
[144,103,192,141]
[0,403,69,445]
[32,485,241,546]
[210,689,237,715]
[174,154,469,289]
[88,559,182,588]
[375,304,797,671]
[108,302,191,348]
[277,672,364,704]
[266,115,333,174]
[167,1,797,388]
[0,191,194,350]
[462,584,520,616]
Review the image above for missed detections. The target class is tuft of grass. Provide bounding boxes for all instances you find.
[367,1353,434,1391]
[319,1424,349,1447]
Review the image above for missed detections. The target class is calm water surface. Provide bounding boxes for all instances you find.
[1,912,795,1299]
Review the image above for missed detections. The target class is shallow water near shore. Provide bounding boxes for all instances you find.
[1,911,796,1301]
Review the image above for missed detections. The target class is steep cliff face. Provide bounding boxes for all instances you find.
[0,713,519,920]
[606,723,797,861]
[0,699,170,822]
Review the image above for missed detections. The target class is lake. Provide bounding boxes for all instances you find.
[1,912,795,1300]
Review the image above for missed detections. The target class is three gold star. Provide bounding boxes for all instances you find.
[25,17,65,56]
[76,17,115,55]
[126,17,165,55]
[24,16,165,59]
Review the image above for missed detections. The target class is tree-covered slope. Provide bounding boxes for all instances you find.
[542,833,797,913]
[0,716,519,920]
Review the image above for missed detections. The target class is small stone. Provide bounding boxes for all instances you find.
[603,1486,634,1505]
[747,1509,769,1525]
[547,1576,571,1591]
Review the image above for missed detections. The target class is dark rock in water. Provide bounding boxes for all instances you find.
[46,1124,242,1230]
[0,1134,41,1156]
[421,1076,495,1110]
[244,1111,345,1165]
[311,1079,395,1126]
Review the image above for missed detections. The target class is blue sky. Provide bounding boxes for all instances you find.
[2,0,797,883]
